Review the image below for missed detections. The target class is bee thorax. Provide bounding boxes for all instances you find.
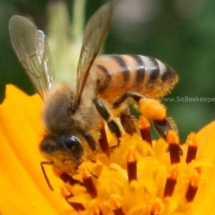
[43,83,100,136]
[43,84,76,135]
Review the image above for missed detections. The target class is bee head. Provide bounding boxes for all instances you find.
[40,135,84,166]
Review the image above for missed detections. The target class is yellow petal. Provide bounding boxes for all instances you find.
[0,85,70,214]
[191,120,215,215]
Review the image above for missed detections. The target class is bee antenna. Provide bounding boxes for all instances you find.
[40,161,54,191]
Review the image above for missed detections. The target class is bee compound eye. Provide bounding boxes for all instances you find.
[40,137,58,153]
[62,135,84,161]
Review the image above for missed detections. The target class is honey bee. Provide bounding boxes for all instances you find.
[9,3,178,181]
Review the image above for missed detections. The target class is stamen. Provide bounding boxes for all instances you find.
[126,147,138,182]
[89,199,103,215]
[99,125,110,157]
[139,116,152,145]
[110,195,125,215]
[163,165,178,197]
[186,132,198,163]
[80,164,97,198]
[167,130,182,164]
[186,170,199,202]
[150,199,164,215]
[139,98,166,120]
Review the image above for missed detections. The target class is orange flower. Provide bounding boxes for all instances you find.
[0,84,215,215]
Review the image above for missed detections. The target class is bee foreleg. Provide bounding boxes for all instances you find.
[93,98,121,146]
[112,92,144,109]
[98,126,110,156]
[82,131,98,152]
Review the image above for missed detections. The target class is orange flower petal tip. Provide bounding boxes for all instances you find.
[139,98,166,120]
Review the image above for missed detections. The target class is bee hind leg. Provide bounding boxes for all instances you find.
[120,108,137,135]
[113,92,179,142]
[112,92,144,136]
[112,92,144,109]
[153,118,178,140]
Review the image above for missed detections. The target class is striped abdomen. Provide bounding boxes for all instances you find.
[91,55,179,101]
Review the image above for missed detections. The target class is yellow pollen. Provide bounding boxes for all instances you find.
[126,146,139,163]
[139,116,150,129]
[139,98,166,120]
[169,165,178,179]
[186,132,197,146]
[167,130,180,144]
[186,132,198,163]
[190,170,200,187]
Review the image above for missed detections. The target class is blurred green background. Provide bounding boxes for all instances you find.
[1,0,215,141]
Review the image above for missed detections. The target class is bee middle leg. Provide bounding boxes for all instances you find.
[93,98,121,147]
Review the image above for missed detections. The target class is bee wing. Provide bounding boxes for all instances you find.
[9,15,54,99]
[74,3,112,107]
